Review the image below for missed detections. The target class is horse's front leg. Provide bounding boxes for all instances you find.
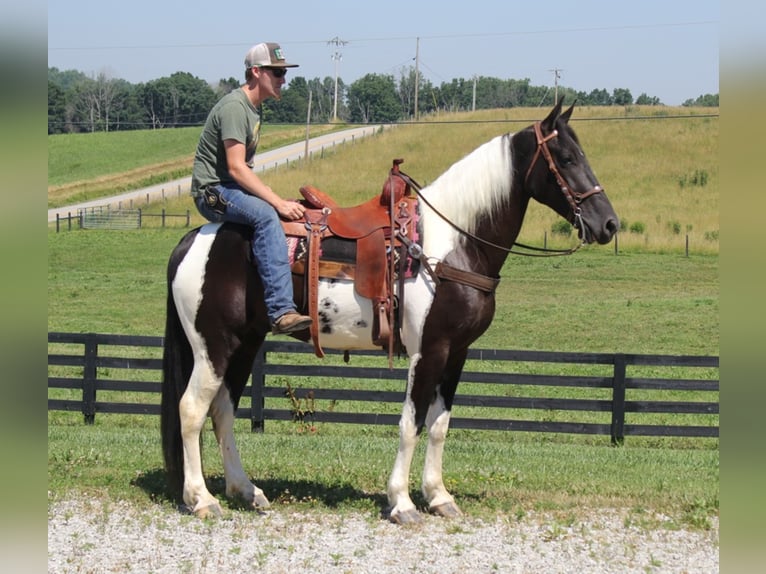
[209,387,270,511]
[421,345,468,518]
[422,398,461,518]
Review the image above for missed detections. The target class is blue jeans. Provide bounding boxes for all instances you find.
[194,184,296,324]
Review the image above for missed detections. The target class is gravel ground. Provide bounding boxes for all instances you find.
[48,497,718,573]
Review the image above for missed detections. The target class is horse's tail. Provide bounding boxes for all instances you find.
[161,239,195,501]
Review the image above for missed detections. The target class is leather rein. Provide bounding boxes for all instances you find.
[398,121,604,258]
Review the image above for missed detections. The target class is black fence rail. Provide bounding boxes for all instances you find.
[48,332,719,444]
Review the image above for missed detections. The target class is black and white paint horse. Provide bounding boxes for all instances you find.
[161,100,619,523]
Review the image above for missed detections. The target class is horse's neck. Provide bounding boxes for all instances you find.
[419,133,527,274]
[458,189,528,278]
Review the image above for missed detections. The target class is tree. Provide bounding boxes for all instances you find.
[347,74,401,123]
[137,72,216,128]
[215,77,240,98]
[682,93,719,107]
[312,76,343,122]
[264,76,309,123]
[587,88,612,106]
[48,81,67,134]
[635,93,662,105]
[612,88,633,106]
[396,66,435,119]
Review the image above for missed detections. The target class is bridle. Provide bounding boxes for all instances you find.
[524,121,604,242]
[398,121,604,257]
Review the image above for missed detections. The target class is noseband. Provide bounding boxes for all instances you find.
[524,122,603,235]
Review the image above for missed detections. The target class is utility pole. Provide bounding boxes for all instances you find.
[327,36,348,122]
[549,68,563,103]
[413,37,420,121]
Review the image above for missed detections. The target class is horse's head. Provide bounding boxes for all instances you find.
[516,98,619,245]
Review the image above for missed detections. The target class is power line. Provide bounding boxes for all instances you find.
[49,21,717,51]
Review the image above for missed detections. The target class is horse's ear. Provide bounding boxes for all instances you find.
[560,100,576,124]
[541,97,564,131]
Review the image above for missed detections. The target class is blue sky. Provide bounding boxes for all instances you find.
[48,0,720,106]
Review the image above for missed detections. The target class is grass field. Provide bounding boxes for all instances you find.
[47,106,719,526]
[47,123,343,209]
[49,105,719,253]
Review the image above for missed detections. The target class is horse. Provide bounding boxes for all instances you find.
[161,99,619,523]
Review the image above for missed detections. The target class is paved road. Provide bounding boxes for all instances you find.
[48,125,384,223]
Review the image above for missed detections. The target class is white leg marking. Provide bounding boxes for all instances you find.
[386,354,422,519]
[178,358,222,514]
[422,395,456,510]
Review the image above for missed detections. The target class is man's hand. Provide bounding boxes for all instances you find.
[275,198,305,221]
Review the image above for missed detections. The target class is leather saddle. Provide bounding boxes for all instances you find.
[281,159,419,359]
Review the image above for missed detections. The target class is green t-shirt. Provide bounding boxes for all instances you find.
[191,88,261,197]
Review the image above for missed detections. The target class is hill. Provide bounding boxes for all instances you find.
[48,106,718,253]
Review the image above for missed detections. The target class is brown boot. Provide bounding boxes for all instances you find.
[272,311,312,335]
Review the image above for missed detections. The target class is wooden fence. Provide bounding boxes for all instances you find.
[47,332,719,444]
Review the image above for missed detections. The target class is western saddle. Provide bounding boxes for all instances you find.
[281,159,420,359]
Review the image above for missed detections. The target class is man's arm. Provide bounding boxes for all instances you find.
[224,139,305,221]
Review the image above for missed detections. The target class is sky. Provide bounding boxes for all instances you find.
[47,0,721,106]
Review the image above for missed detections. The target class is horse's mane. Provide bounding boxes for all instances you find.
[419,133,513,255]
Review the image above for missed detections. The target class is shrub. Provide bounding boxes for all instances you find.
[704,230,719,241]
[668,221,682,235]
[551,220,573,236]
[619,219,629,232]
[629,221,645,234]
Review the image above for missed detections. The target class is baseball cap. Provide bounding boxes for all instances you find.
[244,42,299,68]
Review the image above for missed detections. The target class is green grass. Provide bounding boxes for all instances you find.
[47,107,718,525]
[47,228,718,524]
[48,123,344,209]
[47,414,718,528]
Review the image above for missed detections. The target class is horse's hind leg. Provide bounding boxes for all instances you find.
[178,359,225,518]
[209,386,270,510]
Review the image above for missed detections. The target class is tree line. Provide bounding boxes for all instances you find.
[48,66,719,134]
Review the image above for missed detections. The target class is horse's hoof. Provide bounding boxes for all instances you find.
[430,501,462,519]
[388,508,422,525]
[252,492,271,510]
[194,503,224,519]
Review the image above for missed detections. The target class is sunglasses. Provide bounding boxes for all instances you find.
[263,67,287,78]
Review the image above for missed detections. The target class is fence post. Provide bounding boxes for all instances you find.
[186,210,190,227]
[610,353,627,445]
[138,208,142,228]
[82,333,98,425]
[250,345,267,433]
[162,208,166,228]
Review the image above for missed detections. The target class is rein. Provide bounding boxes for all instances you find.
[395,122,597,258]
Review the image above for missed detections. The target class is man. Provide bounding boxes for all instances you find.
[191,42,311,335]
